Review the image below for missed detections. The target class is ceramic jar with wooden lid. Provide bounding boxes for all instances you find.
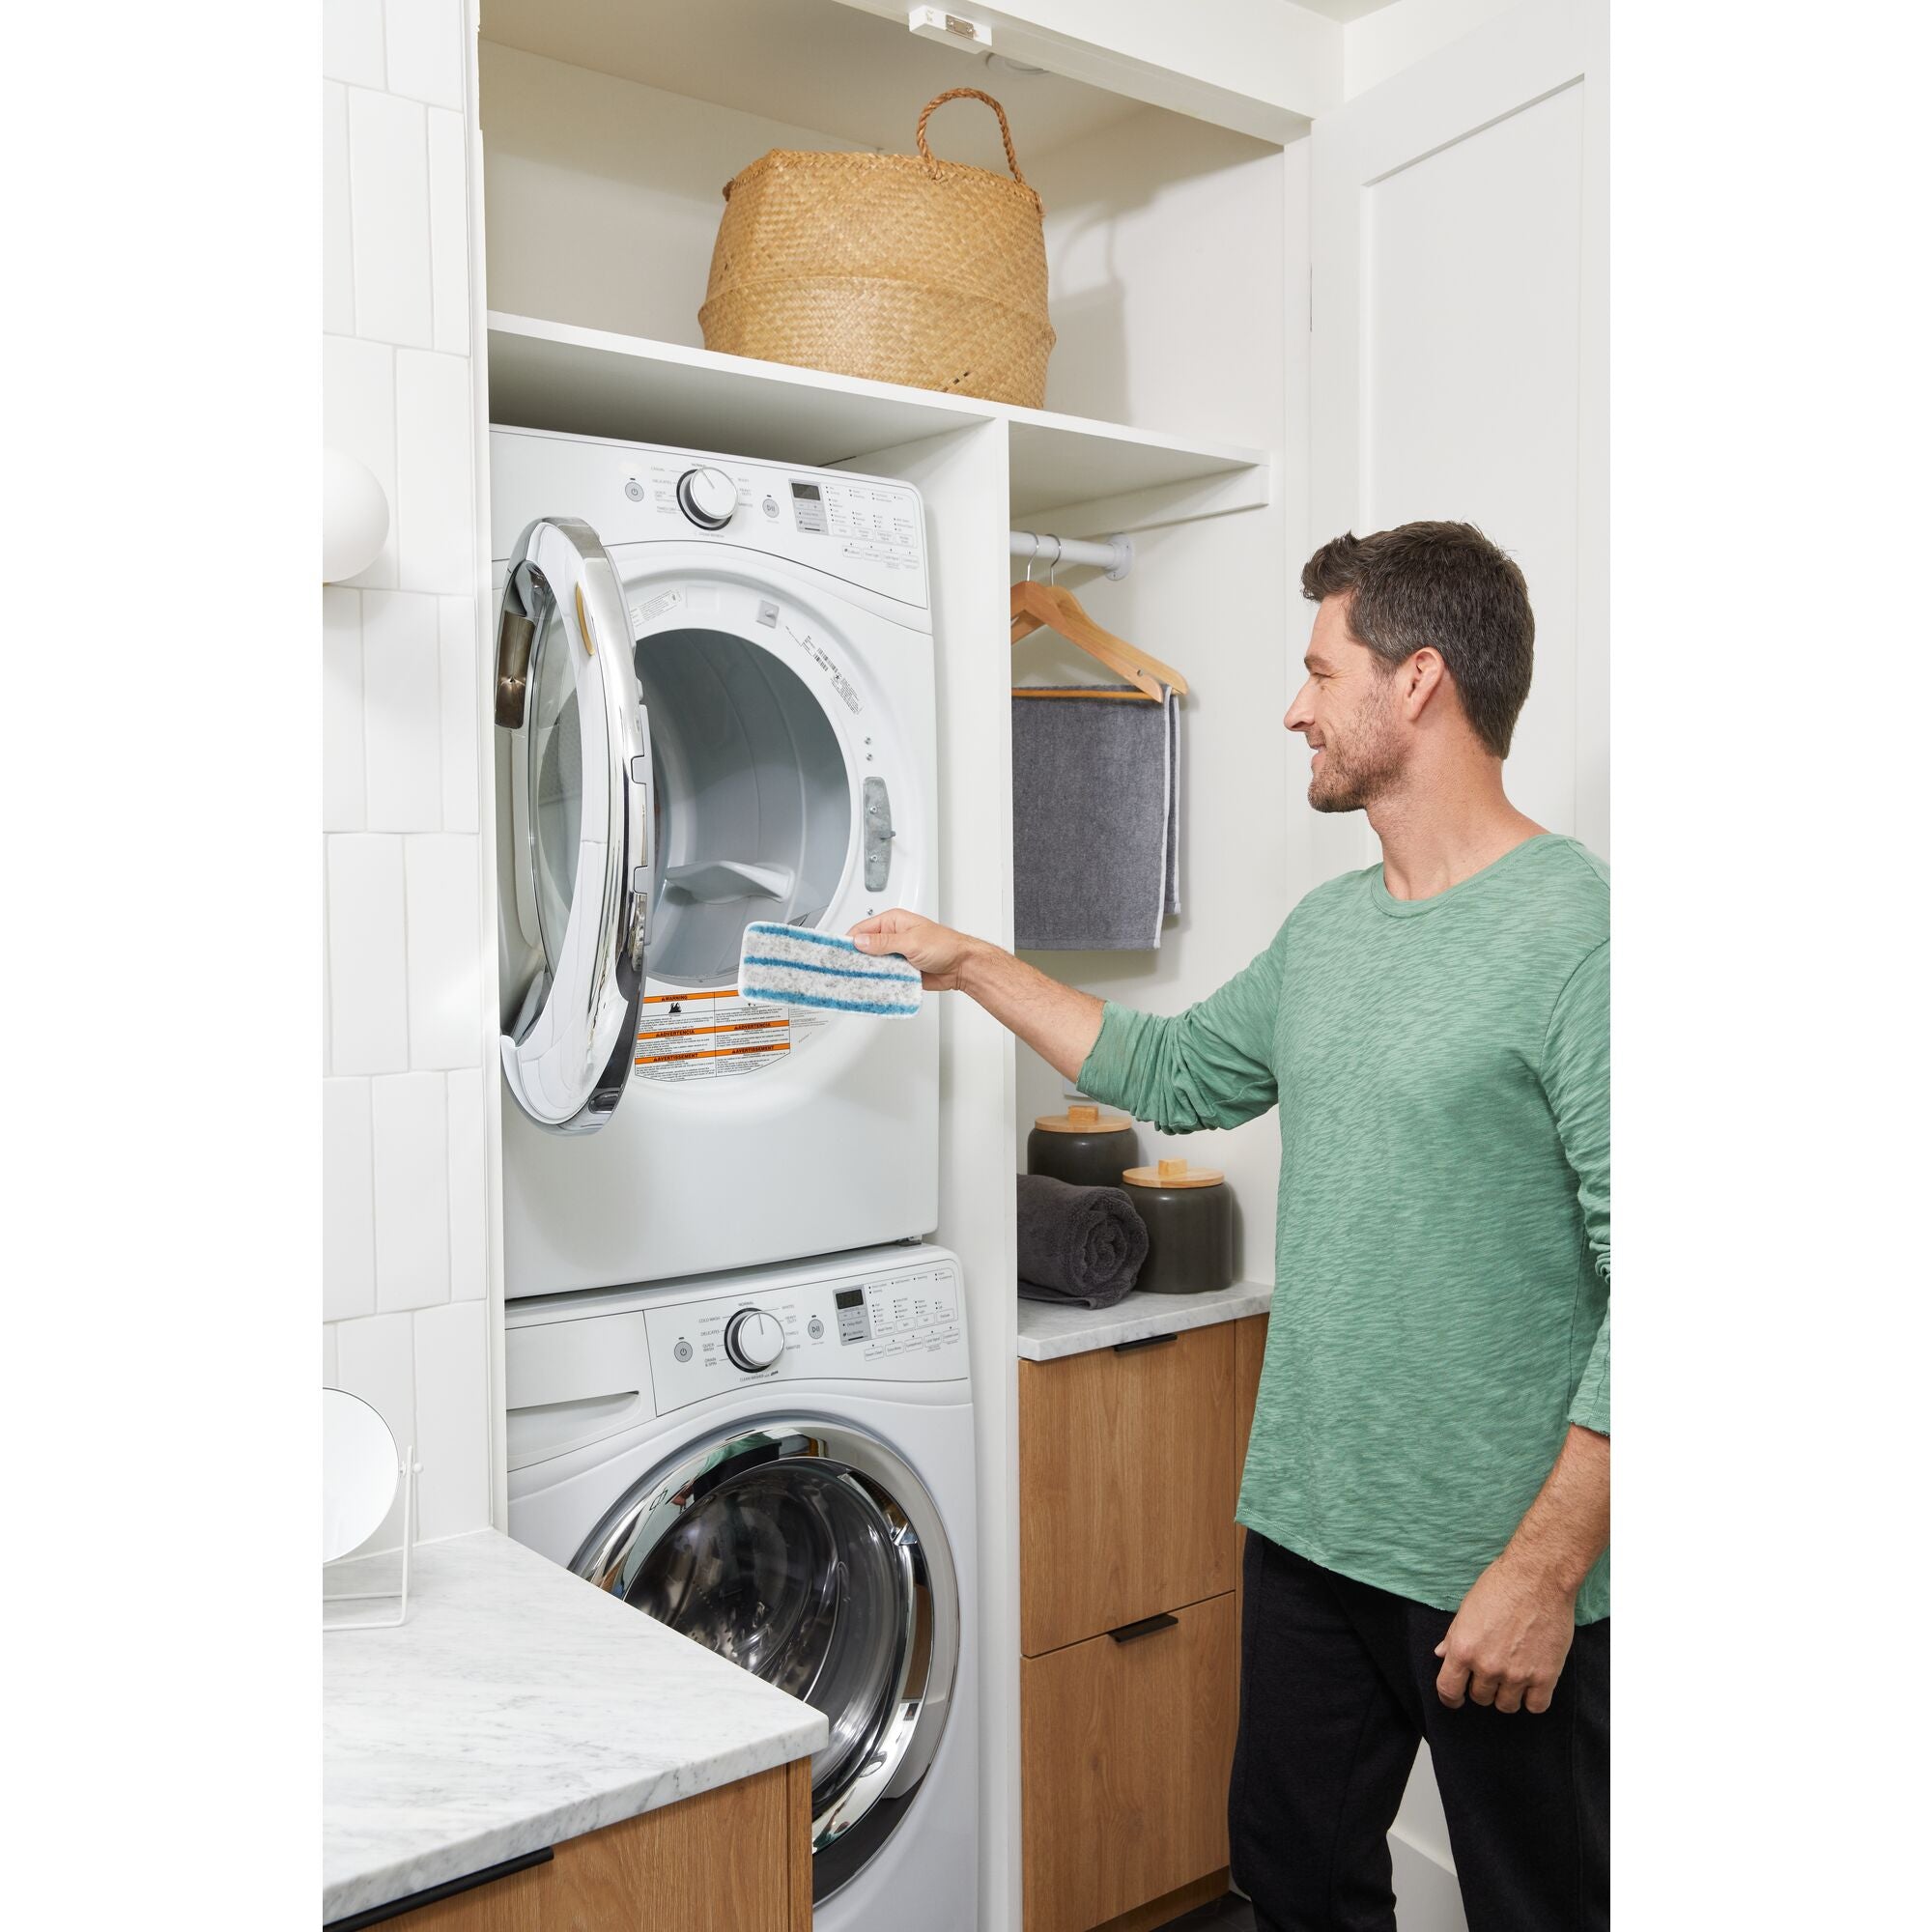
[1121,1157,1235,1294]
[1026,1103,1143,1190]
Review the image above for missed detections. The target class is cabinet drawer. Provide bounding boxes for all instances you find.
[1020,1324,1236,1655]
[1021,1592,1238,1932]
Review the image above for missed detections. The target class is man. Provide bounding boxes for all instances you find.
[851,522,1609,1932]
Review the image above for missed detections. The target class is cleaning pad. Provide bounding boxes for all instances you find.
[737,922,923,1019]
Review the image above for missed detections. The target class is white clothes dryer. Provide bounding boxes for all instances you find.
[506,1245,977,1932]
[489,426,939,1296]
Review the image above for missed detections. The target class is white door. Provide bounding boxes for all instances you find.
[1310,0,1607,878]
[1307,2,1606,1923]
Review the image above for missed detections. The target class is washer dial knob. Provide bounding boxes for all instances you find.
[724,1307,786,1374]
[676,466,738,529]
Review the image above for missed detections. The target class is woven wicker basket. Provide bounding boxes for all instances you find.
[699,89,1055,409]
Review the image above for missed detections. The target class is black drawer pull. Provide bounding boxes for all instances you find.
[1112,1332,1179,1354]
[326,1847,554,1929]
[1108,1612,1180,1644]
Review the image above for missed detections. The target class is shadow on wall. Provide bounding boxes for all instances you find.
[1031,105,1282,428]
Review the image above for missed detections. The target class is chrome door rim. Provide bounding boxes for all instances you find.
[571,1415,960,1894]
[494,517,653,1134]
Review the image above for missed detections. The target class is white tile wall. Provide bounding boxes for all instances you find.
[349,88,435,347]
[324,1076,377,1321]
[426,110,470,355]
[373,1071,452,1310]
[395,348,476,593]
[327,836,409,1074]
[324,0,385,90]
[325,0,492,1552]
[322,334,398,590]
[334,1311,415,1548]
[362,589,442,830]
[445,1067,488,1299]
[324,84,355,337]
[439,594,479,833]
[404,837,482,1069]
[412,1300,491,1538]
[322,586,365,831]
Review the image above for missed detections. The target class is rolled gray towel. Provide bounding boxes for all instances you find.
[1016,1173,1149,1309]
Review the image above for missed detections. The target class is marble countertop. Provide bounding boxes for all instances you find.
[1016,1278,1273,1360]
[323,1528,827,1924]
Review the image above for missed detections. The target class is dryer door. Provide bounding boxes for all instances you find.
[573,1418,960,1906]
[495,518,654,1133]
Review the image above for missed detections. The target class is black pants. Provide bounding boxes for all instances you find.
[1230,1533,1608,1932]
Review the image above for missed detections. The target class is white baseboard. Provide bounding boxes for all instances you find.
[1389,1825,1467,1932]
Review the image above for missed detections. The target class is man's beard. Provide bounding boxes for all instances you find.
[1308,678,1403,813]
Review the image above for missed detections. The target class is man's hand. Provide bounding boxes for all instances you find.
[848,909,981,990]
[1435,1422,1608,1714]
[1433,1554,1577,1714]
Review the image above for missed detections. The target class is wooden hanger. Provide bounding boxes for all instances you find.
[1009,579,1189,700]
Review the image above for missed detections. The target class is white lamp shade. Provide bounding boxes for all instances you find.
[323,1388,401,1563]
[323,446,390,582]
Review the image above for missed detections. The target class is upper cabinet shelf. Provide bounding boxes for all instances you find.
[485,313,1271,525]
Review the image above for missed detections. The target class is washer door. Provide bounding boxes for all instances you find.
[573,1418,960,1904]
[494,518,654,1133]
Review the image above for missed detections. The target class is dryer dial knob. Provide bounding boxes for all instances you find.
[676,467,738,529]
[724,1307,786,1374]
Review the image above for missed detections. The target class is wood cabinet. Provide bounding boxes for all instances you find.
[1021,1594,1238,1932]
[1019,1315,1268,1931]
[364,1759,812,1932]
[1019,1325,1237,1657]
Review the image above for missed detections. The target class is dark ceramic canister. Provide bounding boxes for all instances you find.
[1026,1103,1143,1189]
[1121,1158,1235,1294]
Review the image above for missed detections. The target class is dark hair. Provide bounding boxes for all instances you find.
[1301,523,1534,757]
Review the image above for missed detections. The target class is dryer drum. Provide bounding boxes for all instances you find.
[572,1418,960,1905]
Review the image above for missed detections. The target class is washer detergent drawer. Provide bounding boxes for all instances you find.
[505,1310,654,1472]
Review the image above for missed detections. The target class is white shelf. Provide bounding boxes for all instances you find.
[485,313,1271,525]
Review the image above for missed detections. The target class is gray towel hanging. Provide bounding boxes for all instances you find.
[1011,685,1179,950]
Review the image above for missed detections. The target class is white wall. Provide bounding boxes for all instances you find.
[1008,113,1297,1281]
[478,41,862,349]
[323,0,495,1551]
[1345,0,1522,98]
[1028,104,1285,440]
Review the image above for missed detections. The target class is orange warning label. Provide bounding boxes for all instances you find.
[634,987,800,1083]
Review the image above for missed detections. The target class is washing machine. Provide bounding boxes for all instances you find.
[490,426,939,1296]
[506,1244,977,1932]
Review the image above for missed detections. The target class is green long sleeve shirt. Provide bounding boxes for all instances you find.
[1079,833,1611,1623]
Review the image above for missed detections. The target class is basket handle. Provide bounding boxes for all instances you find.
[916,89,1030,188]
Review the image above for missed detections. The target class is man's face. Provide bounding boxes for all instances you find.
[1285,596,1405,813]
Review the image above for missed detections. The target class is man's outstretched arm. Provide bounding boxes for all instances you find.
[849,909,1103,1082]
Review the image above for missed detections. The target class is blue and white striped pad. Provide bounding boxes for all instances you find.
[736,922,923,1019]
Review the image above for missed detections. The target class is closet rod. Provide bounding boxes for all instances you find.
[1009,529,1135,582]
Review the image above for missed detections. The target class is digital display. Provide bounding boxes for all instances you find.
[835,1288,865,1310]
[791,482,822,501]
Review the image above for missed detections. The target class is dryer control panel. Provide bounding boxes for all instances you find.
[642,1257,965,1411]
[488,428,930,615]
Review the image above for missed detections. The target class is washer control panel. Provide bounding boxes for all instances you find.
[642,1259,964,1410]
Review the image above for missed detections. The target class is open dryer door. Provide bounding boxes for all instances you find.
[495,517,654,1134]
